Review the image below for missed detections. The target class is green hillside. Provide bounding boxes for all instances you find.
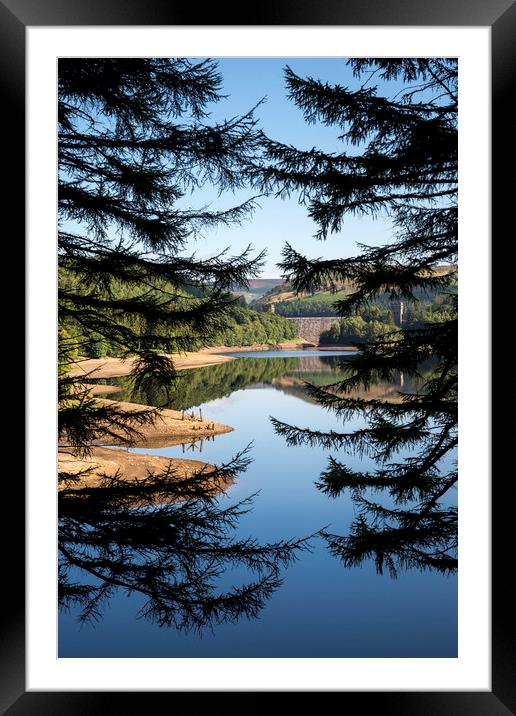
[250,267,457,318]
[59,268,300,357]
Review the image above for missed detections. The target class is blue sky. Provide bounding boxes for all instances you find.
[62,58,402,278]
[182,58,396,278]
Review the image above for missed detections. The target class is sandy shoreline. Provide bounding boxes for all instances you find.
[69,351,236,380]
[61,341,354,488]
[91,398,233,449]
[58,445,233,496]
[200,340,312,354]
[68,340,350,381]
[59,395,233,486]
[58,446,211,483]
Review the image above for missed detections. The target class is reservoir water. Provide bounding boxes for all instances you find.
[59,350,457,658]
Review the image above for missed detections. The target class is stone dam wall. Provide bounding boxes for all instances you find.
[286,316,338,344]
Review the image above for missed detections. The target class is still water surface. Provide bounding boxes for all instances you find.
[59,351,457,657]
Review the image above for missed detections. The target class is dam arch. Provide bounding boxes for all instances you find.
[286,316,338,344]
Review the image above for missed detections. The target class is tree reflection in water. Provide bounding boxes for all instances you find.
[94,354,422,411]
[273,356,457,578]
[85,352,453,584]
[59,447,313,632]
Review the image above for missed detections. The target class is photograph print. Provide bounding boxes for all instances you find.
[57,56,458,658]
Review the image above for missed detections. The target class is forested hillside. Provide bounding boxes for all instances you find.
[59,269,299,357]
[319,291,457,344]
[251,268,457,318]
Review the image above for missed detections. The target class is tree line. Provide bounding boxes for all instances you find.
[319,291,457,344]
[59,269,298,359]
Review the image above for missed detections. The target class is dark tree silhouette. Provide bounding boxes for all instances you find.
[58,58,265,452]
[251,59,458,576]
[59,448,312,630]
[57,60,315,635]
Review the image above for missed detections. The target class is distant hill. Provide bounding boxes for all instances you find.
[230,278,284,291]
[231,278,286,304]
[247,279,285,288]
[250,281,353,310]
[249,264,457,316]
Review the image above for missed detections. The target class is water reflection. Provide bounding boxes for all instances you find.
[58,448,312,631]
[93,353,426,411]
[90,355,451,581]
[318,474,458,577]
[83,352,452,584]
[61,352,457,657]
[270,354,457,578]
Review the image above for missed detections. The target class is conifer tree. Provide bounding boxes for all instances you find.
[57,59,312,627]
[252,59,458,576]
[58,58,264,451]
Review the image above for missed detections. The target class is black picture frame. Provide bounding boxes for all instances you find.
[3,0,510,711]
